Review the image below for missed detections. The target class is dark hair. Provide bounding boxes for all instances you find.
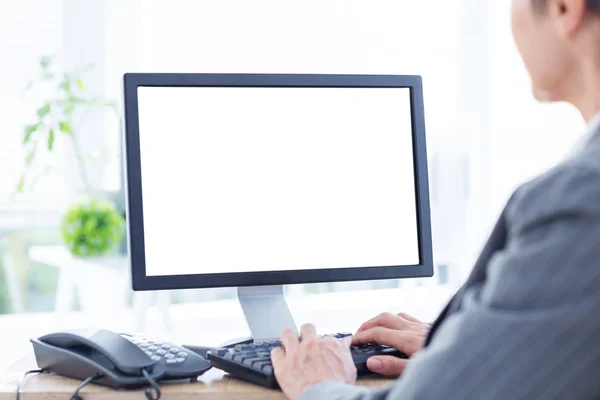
[533,0,600,13]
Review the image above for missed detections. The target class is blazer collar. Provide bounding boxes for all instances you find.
[568,112,600,159]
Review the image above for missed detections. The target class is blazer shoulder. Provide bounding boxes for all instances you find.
[508,161,600,229]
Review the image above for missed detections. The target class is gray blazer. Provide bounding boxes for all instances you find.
[301,125,600,400]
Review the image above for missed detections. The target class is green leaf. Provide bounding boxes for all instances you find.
[47,128,55,150]
[76,78,85,90]
[64,104,75,115]
[24,124,38,143]
[58,121,72,134]
[68,95,84,104]
[40,56,53,69]
[16,176,25,193]
[25,149,35,166]
[37,104,51,117]
[59,80,70,91]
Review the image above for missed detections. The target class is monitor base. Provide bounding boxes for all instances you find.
[237,285,298,341]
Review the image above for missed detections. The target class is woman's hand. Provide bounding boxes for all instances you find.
[272,324,357,400]
[352,312,429,376]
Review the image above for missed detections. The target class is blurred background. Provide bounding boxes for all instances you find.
[0,0,585,369]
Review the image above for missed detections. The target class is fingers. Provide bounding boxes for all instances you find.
[355,312,408,335]
[280,328,299,354]
[352,326,420,354]
[366,355,408,376]
[300,323,318,342]
[271,346,285,368]
[342,336,352,348]
[396,312,420,323]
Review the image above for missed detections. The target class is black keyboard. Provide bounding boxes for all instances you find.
[206,333,407,389]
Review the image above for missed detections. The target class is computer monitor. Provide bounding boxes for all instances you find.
[122,73,432,340]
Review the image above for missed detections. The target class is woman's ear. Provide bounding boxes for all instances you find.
[551,0,587,39]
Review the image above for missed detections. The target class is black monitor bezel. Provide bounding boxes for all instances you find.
[123,73,433,291]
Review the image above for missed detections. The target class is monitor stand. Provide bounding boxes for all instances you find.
[236,285,299,343]
[183,286,299,353]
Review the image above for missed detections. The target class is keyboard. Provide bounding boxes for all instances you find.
[206,333,407,388]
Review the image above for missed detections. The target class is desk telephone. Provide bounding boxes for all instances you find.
[30,329,212,389]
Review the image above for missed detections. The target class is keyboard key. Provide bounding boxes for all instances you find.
[216,348,228,356]
[243,357,263,366]
[148,345,158,351]
[169,347,180,353]
[165,353,175,359]
[156,349,167,355]
[161,344,171,350]
[262,365,273,374]
[250,343,268,350]
[253,361,272,370]
[166,359,178,365]
[234,344,253,352]
[178,351,188,358]
[233,355,246,363]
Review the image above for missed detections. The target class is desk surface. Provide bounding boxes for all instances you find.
[0,354,393,399]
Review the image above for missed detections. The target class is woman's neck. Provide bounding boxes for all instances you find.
[568,49,600,122]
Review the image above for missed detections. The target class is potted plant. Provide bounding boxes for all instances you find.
[18,55,124,257]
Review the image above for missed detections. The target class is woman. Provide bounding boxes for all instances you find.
[272,1,600,399]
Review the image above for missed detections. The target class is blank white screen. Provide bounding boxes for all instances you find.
[137,86,420,276]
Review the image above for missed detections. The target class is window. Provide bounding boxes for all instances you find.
[0,0,69,205]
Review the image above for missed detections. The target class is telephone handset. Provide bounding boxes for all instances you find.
[31,329,211,390]
[31,329,166,389]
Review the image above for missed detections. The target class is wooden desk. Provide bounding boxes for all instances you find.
[0,354,393,399]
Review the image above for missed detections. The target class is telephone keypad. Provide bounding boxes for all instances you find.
[123,335,185,364]
[117,333,212,379]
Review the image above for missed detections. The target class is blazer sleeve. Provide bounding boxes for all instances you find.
[300,164,600,400]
